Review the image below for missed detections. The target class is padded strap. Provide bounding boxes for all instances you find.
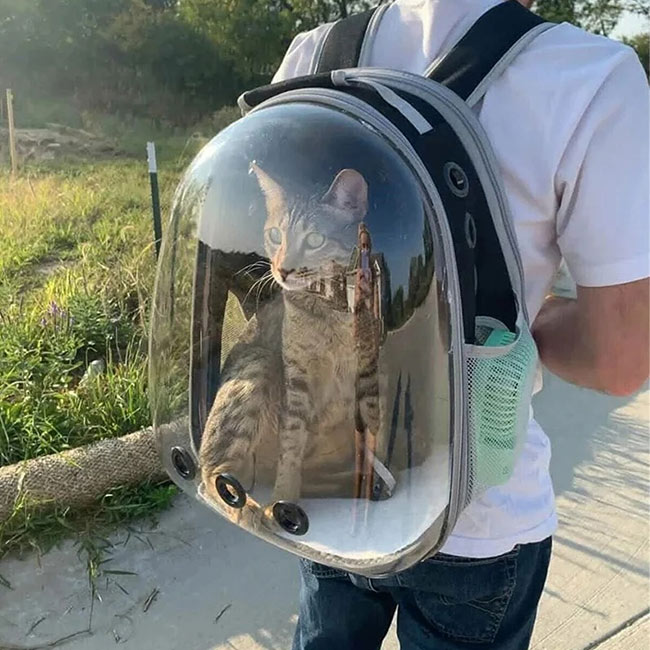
[315,8,377,73]
[428,1,547,101]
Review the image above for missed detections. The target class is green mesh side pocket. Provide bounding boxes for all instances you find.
[465,316,538,499]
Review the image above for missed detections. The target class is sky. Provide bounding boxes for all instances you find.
[612,10,649,37]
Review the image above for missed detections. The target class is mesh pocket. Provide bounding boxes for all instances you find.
[465,317,538,502]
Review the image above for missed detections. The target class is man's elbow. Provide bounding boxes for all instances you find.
[593,352,649,397]
[574,279,649,396]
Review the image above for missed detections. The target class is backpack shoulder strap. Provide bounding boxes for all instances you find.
[428,1,553,105]
[315,8,378,73]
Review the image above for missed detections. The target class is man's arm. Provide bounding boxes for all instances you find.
[534,45,649,397]
[532,279,649,396]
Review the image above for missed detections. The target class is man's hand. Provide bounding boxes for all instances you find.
[532,278,649,396]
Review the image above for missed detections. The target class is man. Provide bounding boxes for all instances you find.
[272,0,650,648]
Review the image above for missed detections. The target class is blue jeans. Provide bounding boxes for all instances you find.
[293,537,552,649]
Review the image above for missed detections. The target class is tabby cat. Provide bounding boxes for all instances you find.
[199,163,381,507]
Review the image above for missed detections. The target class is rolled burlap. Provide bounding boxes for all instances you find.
[0,427,166,522]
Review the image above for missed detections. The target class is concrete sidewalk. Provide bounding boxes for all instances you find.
[1,372,648,650]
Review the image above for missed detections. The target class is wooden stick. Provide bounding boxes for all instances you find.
[6,89,17,177]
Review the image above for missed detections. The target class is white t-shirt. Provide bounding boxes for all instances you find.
[273,0,650,557]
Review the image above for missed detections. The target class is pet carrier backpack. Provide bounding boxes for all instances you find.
[150,0,550,576]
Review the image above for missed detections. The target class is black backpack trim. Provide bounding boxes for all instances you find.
[315,9,376,73]
[428,1,546,100]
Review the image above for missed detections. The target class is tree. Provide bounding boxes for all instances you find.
[535,0,578,24]
[619,0,650,18]
[623,32,650,76]
[0,0,242,124]
[535,0,621,35]
[391,286,405,328]
[179,0,374,85]
[286,0,373,27]
[535,0,649,72]
[535,0,650,35]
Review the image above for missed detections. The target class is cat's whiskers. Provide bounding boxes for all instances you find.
[235,260,271,279]
[255,273,276,308]
[243,270,273,306]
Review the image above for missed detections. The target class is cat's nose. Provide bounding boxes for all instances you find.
[279,268,294,281]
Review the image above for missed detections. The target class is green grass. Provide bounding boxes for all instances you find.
[0,161,173,466]
[1,480,177,557]
[0,112,235,559]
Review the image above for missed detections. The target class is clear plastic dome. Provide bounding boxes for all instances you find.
[150,101,457,575]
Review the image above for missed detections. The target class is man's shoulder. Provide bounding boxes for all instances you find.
[515,23,639,84]
[493,21,644,126]
[272,23,334,82]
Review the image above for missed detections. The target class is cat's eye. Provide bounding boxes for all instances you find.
[306,232,325,249]
[267,227,282,245]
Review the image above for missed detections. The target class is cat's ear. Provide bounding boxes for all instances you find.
[322,169,368,222]
[250,162,287,217]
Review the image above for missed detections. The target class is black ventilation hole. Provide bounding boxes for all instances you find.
[171,446,196,480]
[444,162,470,198]
[272,501,309,536]
[216,473,247,509]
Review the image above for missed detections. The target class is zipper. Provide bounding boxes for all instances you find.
[341,69,528,323]
[249,87,467,542]
[344,71,527,515]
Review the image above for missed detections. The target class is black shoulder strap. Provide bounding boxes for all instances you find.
[429,1,547,101]
[315,2,547,96]
[316,8,377,73]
